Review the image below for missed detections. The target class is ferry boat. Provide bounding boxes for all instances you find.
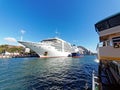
[93,13,120,90]
[18,37,78,58]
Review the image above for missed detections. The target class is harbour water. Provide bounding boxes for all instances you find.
[0,55,98,90]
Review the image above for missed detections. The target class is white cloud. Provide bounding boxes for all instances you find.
[21,30,25,34]
[4,37,17,43]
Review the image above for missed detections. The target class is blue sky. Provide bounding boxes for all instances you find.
[0,0,120,52]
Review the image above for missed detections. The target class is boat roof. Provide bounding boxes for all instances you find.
[95,12,120,26]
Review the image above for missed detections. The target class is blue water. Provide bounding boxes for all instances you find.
[0,55,98,90]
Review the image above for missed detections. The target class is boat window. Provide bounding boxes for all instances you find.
[106,40,110,46]
[95,13,120,32]
[108,15,120,27]
[103,41,106,46]
[110,40,113,46]
[41,39,58,43]
[102,41,109,47]
[112,37,120,48]
[95,21,109,31]
[98,42,103,47]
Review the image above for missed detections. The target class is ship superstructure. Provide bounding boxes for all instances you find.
[95,13,120,60]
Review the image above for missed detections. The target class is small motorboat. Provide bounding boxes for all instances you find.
[71,52,82,58]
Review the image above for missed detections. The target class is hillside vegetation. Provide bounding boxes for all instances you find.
[0,45,24,54]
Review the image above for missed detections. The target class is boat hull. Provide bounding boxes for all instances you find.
[71,53,83,58]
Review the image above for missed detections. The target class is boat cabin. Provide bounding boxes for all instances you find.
[95,13,120,61]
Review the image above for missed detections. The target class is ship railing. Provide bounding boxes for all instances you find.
[92,70,99,90]
[97,39,116,49]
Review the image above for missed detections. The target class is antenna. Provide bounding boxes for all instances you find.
[20,29,25,41]
[55,28,60,38]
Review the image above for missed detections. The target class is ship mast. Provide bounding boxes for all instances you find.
[62,41,64,52]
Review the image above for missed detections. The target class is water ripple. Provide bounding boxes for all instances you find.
[0,55,98,90]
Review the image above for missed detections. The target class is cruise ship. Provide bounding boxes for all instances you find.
[92,13,120,90]
[18,37,78,58]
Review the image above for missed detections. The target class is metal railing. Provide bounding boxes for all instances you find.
[92,70,99,90]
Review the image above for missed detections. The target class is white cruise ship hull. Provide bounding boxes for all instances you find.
[18,41,71,58]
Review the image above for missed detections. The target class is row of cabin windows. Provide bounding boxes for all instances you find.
[102,38,120,48]
[102,40,113,47]
[50,42,73,52]
[95,15,120,31]
[102,41,120,48]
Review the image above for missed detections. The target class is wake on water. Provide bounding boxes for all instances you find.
[94,58,99,63]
